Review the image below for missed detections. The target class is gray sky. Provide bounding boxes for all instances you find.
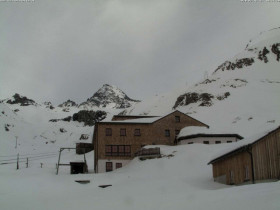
[0,0,279,105]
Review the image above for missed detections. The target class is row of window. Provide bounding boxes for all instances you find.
[106,162,122,172]
[105,145,131,157]
[106,128,180,137]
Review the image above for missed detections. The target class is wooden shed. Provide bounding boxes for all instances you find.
[208,126,280,185]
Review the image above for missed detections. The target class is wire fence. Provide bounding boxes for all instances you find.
[0,152,58,166]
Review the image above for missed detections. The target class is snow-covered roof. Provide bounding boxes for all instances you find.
[178,126,243,139]
[208,125,280,164]
[101,116,162,124]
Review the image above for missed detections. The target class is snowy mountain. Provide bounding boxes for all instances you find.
[125,27,280,138]
[0,84,139,156]
[79,84,140,109]
[58,99,78,108]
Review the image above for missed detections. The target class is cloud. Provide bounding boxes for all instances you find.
[0,0,279,104]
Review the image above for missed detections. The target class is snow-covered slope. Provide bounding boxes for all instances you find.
[1,144,279,210]
[126,27,280,139]
[0,85,139,156]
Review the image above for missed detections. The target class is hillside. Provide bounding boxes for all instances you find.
[0,85,140,156]
[125,27,280,138]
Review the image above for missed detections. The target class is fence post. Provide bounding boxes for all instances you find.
[26,158,28,168]
[16,153,19,170]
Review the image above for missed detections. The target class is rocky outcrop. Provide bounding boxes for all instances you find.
[6,93,37,106]
[271,43,280,61]
[72,110,107,126]
[58,100,77,108]
[258,47,270,63]
[215,58,255,73]
[44,102,55,110]
[173,92,214,109]
[79,84,140,109]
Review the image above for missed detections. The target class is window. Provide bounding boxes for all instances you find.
[244,166,250,180]
[203,141,209,144]
[120,128,126,136]
[175,130,180,136]
[116,163,122,169]
[134,129,141,136]
[188,142,193,144]
[215,141,221,144]
[105,128,112,136]
[175,116,180,122]
[227,141,232,143]
[105,145,131,157]
[165,129,170,137]
[106,162,113,172]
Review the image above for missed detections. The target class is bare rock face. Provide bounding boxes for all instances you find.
[72,110,107,126]
[271,43,280,61]
[6,93,37,106]
[58,99,77,108]
[215,58,255,72]
[258,47,270,63]
[173,92,214,109]
[79,84,140,109]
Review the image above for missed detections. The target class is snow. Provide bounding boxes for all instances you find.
[1,144,279,210]
[102,116,161,124]
[1,28,280,210]
[209,124,280,163]
[178,126,241,138]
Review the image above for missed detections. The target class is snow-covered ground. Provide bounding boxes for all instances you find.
[0,144,279,210]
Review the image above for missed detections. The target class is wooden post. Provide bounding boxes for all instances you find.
[26,158,28,168]
[16,153,19,170]
[56,149,62,175]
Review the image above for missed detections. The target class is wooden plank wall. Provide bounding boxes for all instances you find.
[213,152,251,185]
[252,128,280,180]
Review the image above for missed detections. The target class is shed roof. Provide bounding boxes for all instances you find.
[208,125,280,165]
[177,126,243,140]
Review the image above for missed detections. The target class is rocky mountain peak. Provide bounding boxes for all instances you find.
[79,84,140,109]
[6,93,38,106]
[58,99,78,108]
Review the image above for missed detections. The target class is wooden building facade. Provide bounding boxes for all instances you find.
[93,110,209,173]
[208,126,280,185]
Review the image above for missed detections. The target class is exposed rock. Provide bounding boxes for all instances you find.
[14,109,19,112]
[271,43,280,61]
[217,92,230,101]
[6,93,37,106]
[62,108,70,112]
[59,128,67,133]
[215,58,254,72]
[73,110,107,126]
[44,102,55,110]
[5,124,10,131]
[258,47,269,63]
[173,92,214,109]
[79,84,140,109]
[58,99,78,108]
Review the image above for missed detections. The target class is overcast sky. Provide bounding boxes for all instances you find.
[0,0,279,105]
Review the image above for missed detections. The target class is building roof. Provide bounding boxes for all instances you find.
[208,125,280,165]
[177,126,243,140]
[99,110,209,126]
